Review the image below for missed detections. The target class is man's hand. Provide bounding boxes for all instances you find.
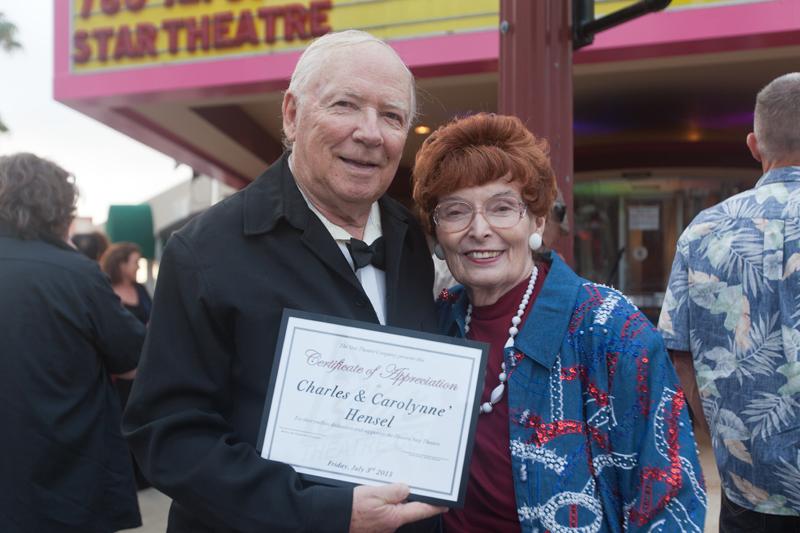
[349,483,447,533]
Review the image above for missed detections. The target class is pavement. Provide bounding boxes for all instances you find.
[124,422,722,532]
[121,488,170,533]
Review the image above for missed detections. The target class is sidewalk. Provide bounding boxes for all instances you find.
[122,488,170,533]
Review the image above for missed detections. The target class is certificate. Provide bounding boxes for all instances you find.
[257,309,488,507]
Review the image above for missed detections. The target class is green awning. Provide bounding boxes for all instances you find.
[106,204,155,259]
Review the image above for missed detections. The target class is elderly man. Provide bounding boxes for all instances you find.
[123,31,442,532]
[659,73,800,532]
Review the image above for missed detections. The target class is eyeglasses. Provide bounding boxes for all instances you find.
[433,197,528,233]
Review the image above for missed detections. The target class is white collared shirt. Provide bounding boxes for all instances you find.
[294,177,387,325]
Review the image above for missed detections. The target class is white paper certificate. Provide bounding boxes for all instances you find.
[257,310,488,507]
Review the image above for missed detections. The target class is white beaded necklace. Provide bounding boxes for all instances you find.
[465,266,538,415]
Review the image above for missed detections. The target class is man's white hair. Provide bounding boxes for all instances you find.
[286,30,416,128]
[754,72,800,162]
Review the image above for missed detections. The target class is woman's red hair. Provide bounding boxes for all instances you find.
[412,113,557,234]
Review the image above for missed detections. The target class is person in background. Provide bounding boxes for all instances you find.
[659,72,800,532]
[71,230,109,262]
[541,187,569,254]
[431,234,457,297]
[100,241,152,490]
[413,113,706,532]
[101,242,152,325]
[123,30,444,532]
[0,152,146,532]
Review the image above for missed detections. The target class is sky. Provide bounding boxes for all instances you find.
[0,1,190,224]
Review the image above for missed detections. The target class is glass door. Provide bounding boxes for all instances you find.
[572,174,755,323]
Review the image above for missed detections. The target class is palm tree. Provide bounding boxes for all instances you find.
[0,12,22,133]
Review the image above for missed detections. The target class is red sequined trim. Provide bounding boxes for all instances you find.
[569,285,603,332]
[607,352,619,387]
[561,365,609,407]
[561,365,585,381]
[621,310,651,340]
[525,416,609,450]
[506,351,525,379]
[636,352,651,417]
[628,389,686,526]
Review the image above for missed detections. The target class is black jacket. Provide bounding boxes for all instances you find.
[123,154,439,532]
[0,223,145,532]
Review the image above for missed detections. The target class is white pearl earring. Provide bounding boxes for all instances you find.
[433,244,446,260]
[528,232,543,251]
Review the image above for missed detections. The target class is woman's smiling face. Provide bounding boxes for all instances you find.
[435,177,545,306]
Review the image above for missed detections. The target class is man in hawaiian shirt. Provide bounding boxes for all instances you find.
[659,72,800,532]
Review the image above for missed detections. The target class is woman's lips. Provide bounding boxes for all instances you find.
[464,250,503,263]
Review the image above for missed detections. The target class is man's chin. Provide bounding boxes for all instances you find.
[336,181,390,204]
[340,192,383,206]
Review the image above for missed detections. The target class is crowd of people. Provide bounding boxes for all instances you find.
[0,28,798,533]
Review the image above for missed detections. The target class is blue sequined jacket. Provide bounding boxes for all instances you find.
[437,254,707,532]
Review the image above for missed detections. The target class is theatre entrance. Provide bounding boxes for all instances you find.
[572,171,758,322]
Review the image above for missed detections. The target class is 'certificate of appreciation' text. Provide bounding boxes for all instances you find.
[258,310,488,506]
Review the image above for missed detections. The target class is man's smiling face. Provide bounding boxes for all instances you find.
[283,42,412,217]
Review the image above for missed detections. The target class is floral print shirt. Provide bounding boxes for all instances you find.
[659,165,800,516]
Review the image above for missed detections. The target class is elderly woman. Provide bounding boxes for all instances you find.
[412,114,706,532]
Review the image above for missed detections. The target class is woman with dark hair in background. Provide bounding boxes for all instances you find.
[412,114,706,532]
[101,242,152,325]
[0,153,145,531]
[101,242,152,489]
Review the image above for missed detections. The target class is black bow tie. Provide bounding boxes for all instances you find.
[347,237,386,271]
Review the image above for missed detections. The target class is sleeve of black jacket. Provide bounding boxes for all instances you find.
[86,264,146,374]
[122,234,352,533]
